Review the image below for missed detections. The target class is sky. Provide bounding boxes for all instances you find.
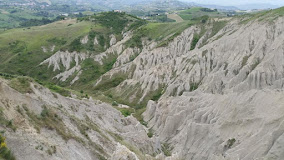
[180,0,284,6]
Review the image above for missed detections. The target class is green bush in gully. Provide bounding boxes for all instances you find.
[0,134,15,160]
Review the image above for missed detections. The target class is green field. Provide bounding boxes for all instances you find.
[178,7,226,20]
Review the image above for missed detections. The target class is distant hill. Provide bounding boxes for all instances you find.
[189,3,239,10]
[236,3,280,10]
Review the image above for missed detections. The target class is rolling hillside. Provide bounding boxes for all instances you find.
[1,6,284,159]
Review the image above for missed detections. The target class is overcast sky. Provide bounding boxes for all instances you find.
[180,0,284,6]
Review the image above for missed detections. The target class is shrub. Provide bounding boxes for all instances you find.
[161,143,173,157]
[242,55,251,67]
[0,134,16,160]
[119,108,134,117]
[224,138,236,149]
[147,129,154,138]
[251,58,260,70]
[190,82,200,91]
[69,38,83,52]
[40,106,49,118]
[46,84,71,97]
[190,33,200,50]
[112,101,118,106]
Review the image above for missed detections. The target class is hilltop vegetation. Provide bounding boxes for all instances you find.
[177,7,227,20]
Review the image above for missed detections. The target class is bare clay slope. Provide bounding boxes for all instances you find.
[0,77,155,160]
[140,10,284,160]
[86,8,284,159]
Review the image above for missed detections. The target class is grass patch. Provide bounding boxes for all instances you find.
[118,108,135,117]
[210,21,227,38]
[161,143,173,157]
[147,128,154,138]
[190,33,200,50]
[25,105,76,141]
[0,109,17,132]
[190,82,200,91]
[251,58,260,70]
[241,55,251,67]
[45,84,71,97]
[9,76,33,94]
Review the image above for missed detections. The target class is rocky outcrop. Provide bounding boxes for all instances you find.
[40,51,88,71]
[81,35,89,44]
[110,34,117,46]
[91,31,132,65]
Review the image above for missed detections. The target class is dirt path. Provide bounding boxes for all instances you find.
[167,14,184,22]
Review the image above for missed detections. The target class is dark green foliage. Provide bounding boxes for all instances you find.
[94,76,126,91]
[69,38,83,52]
[46,84,71,97]
[93,12,128,34]
[20,18,54,27]
[0,73,16,79]
[112,101,118,106]
[98,35,105,47]
[79,12,130,34]
[88,31,96,39]
[190,82,200,91]
[200,15,209,23]
[128,20,147,31]
[9,41,27,54]
[151,88,164,101]
[47,37,67,45]
[119,108,134,117]
[126,33,143,48]
[147,129,154,138]
[161,143,173,157]
[200,8,217,12]
[76,59,102,85]
[225,138,236,149]
[190,33,200,50]
[40,106,49,118]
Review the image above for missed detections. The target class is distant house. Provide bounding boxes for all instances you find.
[114,10,122,13]
[61,13,69,17]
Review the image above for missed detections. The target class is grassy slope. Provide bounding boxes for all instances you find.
[0,19,92,76]
[0,12,145,93]
[239,6,284,24]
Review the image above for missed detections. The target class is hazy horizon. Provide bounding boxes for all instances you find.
[180,0,284,6]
